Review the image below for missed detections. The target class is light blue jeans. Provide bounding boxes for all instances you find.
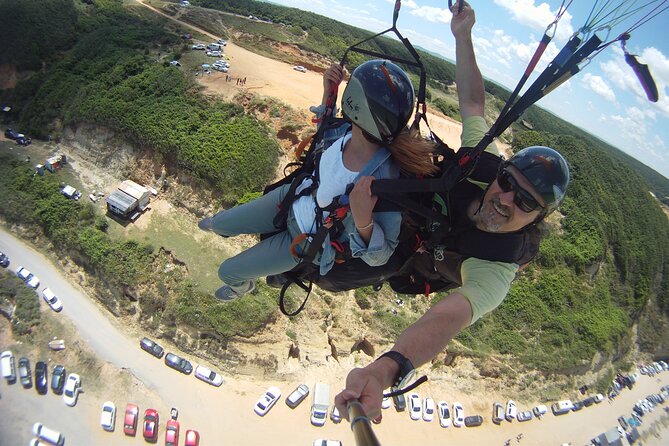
[211,184,304,290]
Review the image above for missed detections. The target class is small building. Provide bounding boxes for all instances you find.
[106,189,138,219]
[118,180,150,211]
[45,154,67,173]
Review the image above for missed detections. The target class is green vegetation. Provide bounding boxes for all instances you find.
[0,270,41,336]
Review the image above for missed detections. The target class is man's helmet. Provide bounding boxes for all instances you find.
[341,60,415,145]
[505,146,570,216]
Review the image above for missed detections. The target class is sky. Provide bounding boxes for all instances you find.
[267,0,669,179]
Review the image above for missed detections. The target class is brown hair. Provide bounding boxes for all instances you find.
[387,128,439,175]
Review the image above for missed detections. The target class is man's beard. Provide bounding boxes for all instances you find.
[474,198,509,233]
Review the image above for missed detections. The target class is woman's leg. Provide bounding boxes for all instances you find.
[205,184,291,237]
[216,229,301,300]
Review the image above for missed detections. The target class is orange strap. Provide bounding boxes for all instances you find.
[294,134,314,160]
[290,233,309,258]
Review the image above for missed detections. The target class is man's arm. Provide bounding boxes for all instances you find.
[452,1,484,120]
[334,293,472,421]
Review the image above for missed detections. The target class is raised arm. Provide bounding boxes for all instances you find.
[451,1,484,119]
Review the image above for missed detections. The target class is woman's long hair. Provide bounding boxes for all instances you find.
[387,127,439,176]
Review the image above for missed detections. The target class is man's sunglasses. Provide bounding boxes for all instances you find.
[496,169,544,213]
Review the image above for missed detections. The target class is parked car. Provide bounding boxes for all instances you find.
[143,409,159,442]
[571,401,584,411]
[464,415,484,427]
[505,400,517,421]
[582,396,595,406]
[408,393,421,420]
[423,397,435,422]
[140,337,164,359]
[382,396,391,410]
[393,391,406,411]
[286,383,309,408]
[123,403,139,436]
[5,128,31,145]
[51,365,66,394]
[100,401,116,432]
[437,401,451,427]
[618,415,629,430]
[293,65,307,72]
[32,422,64,446]
[169,60,181,67]
[551,400,573,415]
[212,64,228,72]
[517,410,533,421]
[34,361,48,394]
[164,353,193,374]
[194,365,224,386]
[0,251,9,268]
[184,429,200,446]
[254,386,281,416]
[313,441,342,446]
[63,373,81,406]
[206,50,222,57]
[453,402,465,427]
[594,393,605,403]
[16,266,40,288]
[42,288,63,312]
[532,404,547,418]
[330,406,341,423]
[492,402,505,424]
[1,350,16,382]
[217,39,227,45]
[191,44,206,50]
[18,357,32,388]
[165,418,179,446]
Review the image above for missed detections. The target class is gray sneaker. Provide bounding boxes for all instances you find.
[198,216,214,232]
[266,274,288,289]
[214,280,256,301]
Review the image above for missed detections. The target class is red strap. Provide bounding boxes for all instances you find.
[424,283,431,297]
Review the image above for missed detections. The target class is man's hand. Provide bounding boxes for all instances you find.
[450,1,475,40]
[334,366,385,422]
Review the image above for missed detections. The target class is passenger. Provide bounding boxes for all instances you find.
[199,61,436,300]
[334,0,570,421]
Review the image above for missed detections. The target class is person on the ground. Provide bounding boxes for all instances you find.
[334,0,570,421]
[199,61,437,300]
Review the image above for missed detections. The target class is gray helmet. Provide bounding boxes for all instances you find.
[341,60,415,145]
[505,146,570,216]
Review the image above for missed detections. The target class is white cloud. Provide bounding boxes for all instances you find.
[493,0,574,42]
[581,73,617,103]
[409,6,451,24]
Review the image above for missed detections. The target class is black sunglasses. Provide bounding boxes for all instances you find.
[496,169,544,213]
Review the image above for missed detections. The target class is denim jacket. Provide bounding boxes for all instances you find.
[313,125,402,276]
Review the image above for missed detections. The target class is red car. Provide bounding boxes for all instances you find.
[165,418,180,446]
[143,409,160,443]
[124,403,139,436]
[184,430,200,446]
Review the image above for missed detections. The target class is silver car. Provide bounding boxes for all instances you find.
[286,384,309,408]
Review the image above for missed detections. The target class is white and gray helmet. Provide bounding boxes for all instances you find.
[341,60,415,145]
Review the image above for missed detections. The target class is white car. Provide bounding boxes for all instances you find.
[382,396,391,409]
[195,365,224,386]
[254,386,281,416]
[408,393,421,420]
[293,65,307,72]
[505,399,517,421]
[191,44,205,50]
[330,406,341,423]
[212,64,229,72]
[452,402,464,427]
[100,401,116,431]
[217,39,227,46]
[42,288,63,312]
[437,401,451,427]
[206,50,222,57]
[63,373,81,406]
[533,404,548,418]
[423,397,435,422]
[16,266,40,288]
[594,393,605,403]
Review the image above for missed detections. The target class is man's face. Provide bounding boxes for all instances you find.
[474,165,545,233]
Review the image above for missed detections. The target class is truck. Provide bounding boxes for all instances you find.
[310,382,330,426]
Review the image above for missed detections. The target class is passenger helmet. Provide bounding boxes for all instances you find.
[341,60,415,145]
[505,146,570,216]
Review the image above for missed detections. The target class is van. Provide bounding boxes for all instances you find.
[1,350,16,382]
[33,422,64,446]
[311,383,330,426]
[551,400,573,415]
[492,402,505,424]
[207,43,222,51]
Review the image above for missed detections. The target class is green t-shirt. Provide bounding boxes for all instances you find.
[453,116,518,325]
